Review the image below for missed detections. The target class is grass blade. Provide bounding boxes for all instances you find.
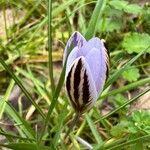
[96,88,150,123]
[0,79,15,119]
[0,131,35,142]
[27,66,50,105]
[85,0,106,39]
[107,135,150,150]
[53,0,79,16]
[0,143,50,150]
[100,77,150,100]
[48,0,55,92]
[5,102,35,139]
[52,102,68,147]
[0,58,45,119]
[39,62,66,142]
[86,114,103,144]
[105,45,150,88]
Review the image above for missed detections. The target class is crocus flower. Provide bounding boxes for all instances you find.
[63,32,109,113]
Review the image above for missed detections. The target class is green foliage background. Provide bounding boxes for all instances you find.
[0,0,150,149]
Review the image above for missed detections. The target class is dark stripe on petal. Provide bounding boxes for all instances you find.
[74,59,82,101]
[105,48,110,81]
[82,70,90,104]
[66,65,78,110]
[73,32,78,47]
[106,64,109,81]
[66,67,73,101]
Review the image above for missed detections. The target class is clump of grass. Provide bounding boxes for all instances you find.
[0,0,150,149]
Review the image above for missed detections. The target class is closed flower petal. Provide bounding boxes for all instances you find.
[66,56,97,113]
[64,31,109,113]
[65,46,78,79]
[85,48,107,94]
[78,37,103,56]
[63,32,86,65]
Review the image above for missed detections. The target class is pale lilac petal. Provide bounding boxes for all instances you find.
[78,37,105,57]
[85,48,107,94]
[65,47,79,79]
[80,56,98,111]
[65,56,98,112]
[89,37,104,50]
[64,32,109,113]
[63,31,86,65]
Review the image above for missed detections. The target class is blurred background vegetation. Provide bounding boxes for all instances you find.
[0,0,150,149]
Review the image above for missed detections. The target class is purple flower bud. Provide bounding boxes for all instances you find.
[64,31,109,113]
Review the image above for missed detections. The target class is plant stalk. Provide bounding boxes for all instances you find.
[48,0,55,92]
[65,112,81,139]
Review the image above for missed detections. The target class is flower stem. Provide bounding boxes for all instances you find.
[48,0,55,92]
[65,112,80,139]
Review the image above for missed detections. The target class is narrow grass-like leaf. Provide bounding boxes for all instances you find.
[36,0,80,33]
[18,0,41,28]
[96,88,150,123]
[26,98,41,120]
[86,114,103,144]
[99,77,150,100]
[0,127,13,142]
[39,62,66,142]
[75,111,93,136]
[53,0,79,16]
[0,143,50,150]
[65,112,80,139]
[0,79,15,119]
[53,1,96,31]
[5,102,35,139]
[0,131,35,142]
[94,138,126,150]
[2,7,9,41]
[105,45,150,88]
[85,0,106,39]
[48,0,55,92]
[15,67,44,88]
[0,58,45,119]
[106,135,150,150]
[27,66,50,104]
[52,102,68,147]
[70,134,80,149]
[0,42,19,71]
